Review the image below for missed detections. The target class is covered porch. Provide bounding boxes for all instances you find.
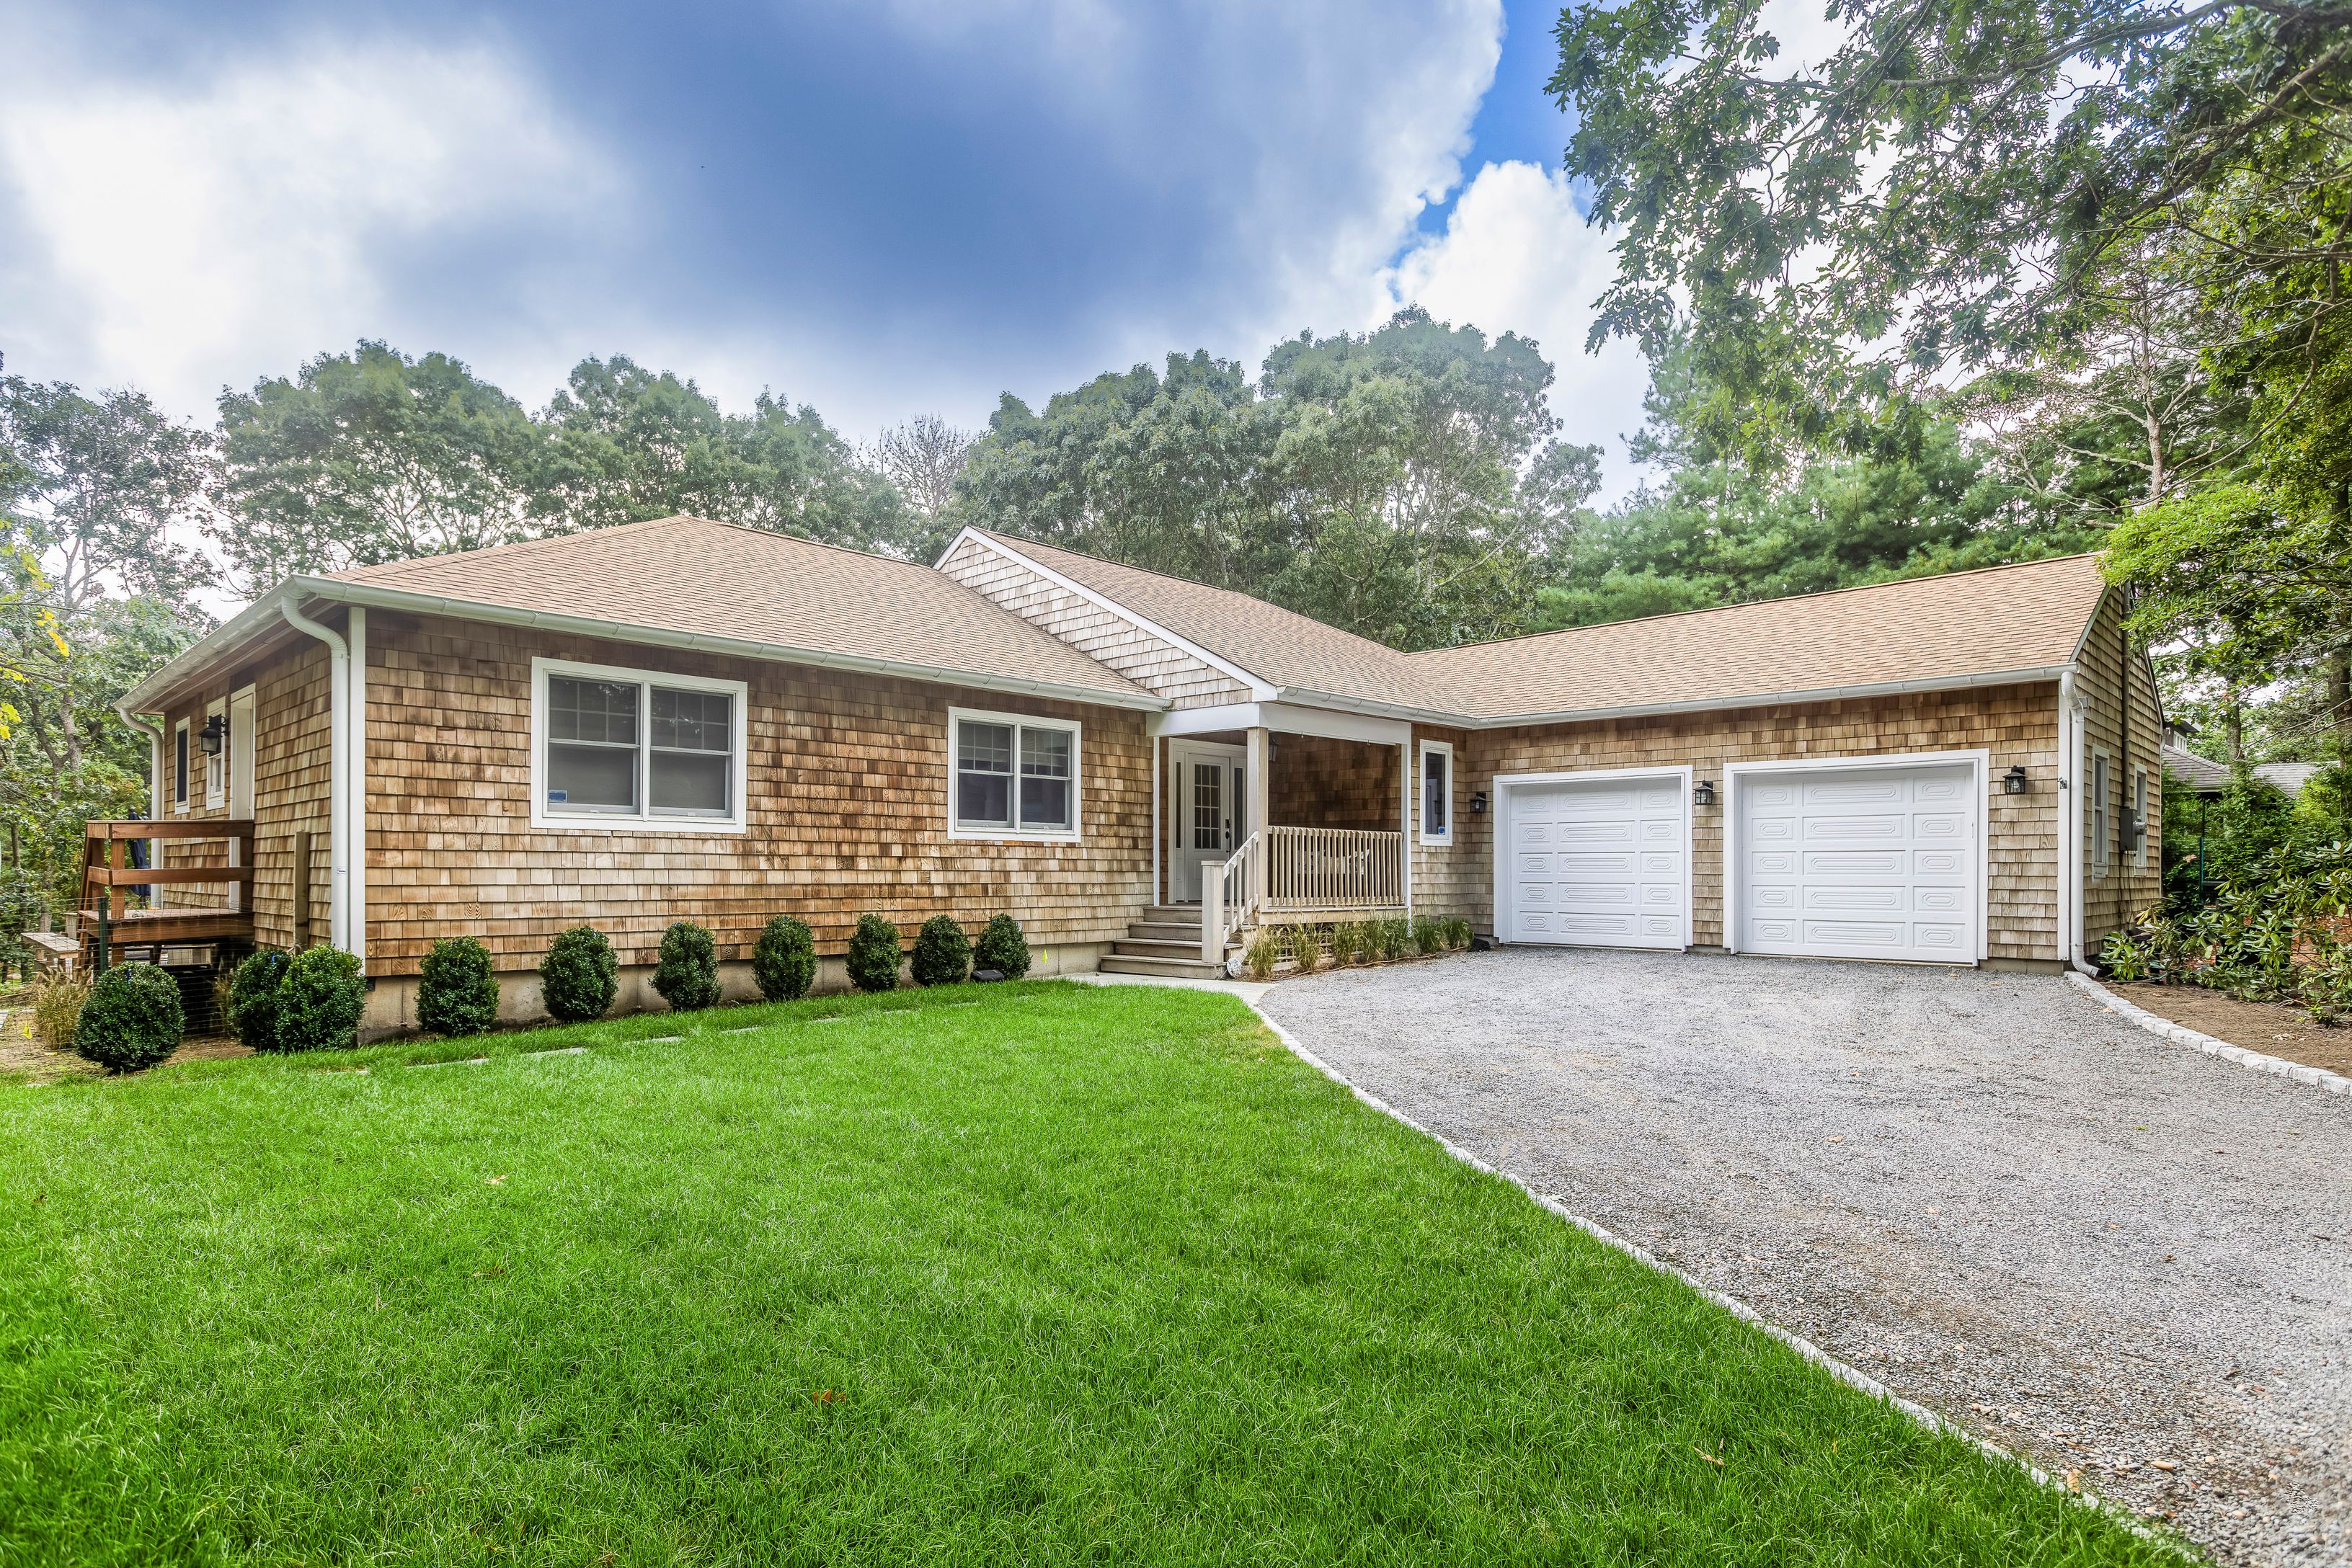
[1149,703,1425,964]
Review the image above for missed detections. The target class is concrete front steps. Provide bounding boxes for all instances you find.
[1097,905,1235,980]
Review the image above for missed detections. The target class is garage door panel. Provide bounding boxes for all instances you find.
[1737,760,1979,964]
[1504,774,1688,950]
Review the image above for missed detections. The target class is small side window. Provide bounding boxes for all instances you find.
[173,719,190,811]
[1419,741,1454,846]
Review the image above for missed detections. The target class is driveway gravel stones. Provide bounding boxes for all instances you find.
[1259,948,2352,1567]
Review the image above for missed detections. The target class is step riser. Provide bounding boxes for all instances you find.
[1127,922,1198,942]
[1113,940,1212,958]
[1099,956,1227,979]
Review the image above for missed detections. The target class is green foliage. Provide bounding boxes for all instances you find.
[72,961,182,1072]
[1548,0,2352,462]
[540,926,618,1023]
[1443,917,1473,950]
[274,946,365,1053]
[1328,922,1362,966]
[226,948,290,1047]
[1242,930,1281,981]
[417,937,500,1037]
[972,913,1030,980]
[1411,915,1445,956]
[910,915,972,987]
[753,914,817,1002]
[1290,925,1323,971]
[955,311,1599,650]
[846,915,903,994]
[651,922,723,1012]
[2105,841,2352,1020]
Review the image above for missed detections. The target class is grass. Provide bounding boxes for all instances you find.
[0,981,2180,1566]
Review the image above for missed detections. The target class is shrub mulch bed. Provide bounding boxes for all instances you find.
[0,1018,250,1083]
[2106,982,2352,1077]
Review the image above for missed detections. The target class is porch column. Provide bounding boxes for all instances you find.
[1246,725,1270,910]
[1150,734,1161,906]
[1399,739,1413,914]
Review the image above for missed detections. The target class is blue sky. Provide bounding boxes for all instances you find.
[0,0,1659,494]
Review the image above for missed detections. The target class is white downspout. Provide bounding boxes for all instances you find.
[346,607,366,973]
[2057,669,2093,973]
[283,601,350,954]
[117,708,166,819]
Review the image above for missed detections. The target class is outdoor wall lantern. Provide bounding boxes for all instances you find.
[1468,790,1488,815]
[1692,779,1718,808]
[198,713,227,757]
[2002,763,2030,796]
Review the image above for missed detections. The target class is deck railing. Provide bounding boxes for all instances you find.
[1201,831,1261,963]
[1263,826,1405,915]
[68,819,256,971]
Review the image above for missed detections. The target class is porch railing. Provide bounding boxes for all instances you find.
[1264,826,1405,915]
[1201,831,1260,963]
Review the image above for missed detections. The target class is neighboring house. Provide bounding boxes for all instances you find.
[118,517,2162,1033]
[2160,743,2324,798]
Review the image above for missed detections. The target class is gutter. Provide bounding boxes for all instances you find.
[2057,667,2093,974]
[120,576,1171,718]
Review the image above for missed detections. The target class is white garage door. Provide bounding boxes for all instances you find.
[1735,761,1979,963]
[1504,772,1689,948]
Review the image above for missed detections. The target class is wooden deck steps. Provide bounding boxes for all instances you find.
[1098,904,1234,980]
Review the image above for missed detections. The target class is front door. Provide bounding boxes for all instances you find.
[1169,741,1247,903]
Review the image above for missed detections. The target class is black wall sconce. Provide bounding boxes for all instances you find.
[1468,790,1488,815]
[1692,779,1718,807]
[2002,763,2029,796]
[198,713,227,757]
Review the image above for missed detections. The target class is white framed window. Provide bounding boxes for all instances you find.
[2090,748,2111,876]
[2132,765,2149,870]
[1419,739,1455,846]
[172,718,190,812]
[203,698,227,807]
[529,657,749,834]
[949,706,1080,841]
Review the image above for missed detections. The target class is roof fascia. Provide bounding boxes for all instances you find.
[131,575,1169,716]
[952,529,1279,700]
[120,581,308,713]
[1464,666,2073,730]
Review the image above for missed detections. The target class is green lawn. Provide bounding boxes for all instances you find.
[0,981,2177,1566]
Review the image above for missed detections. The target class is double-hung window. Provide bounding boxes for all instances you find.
[172,718,190,812]
[204,698,227,807]
[949,708,1080,839]
[532,658,747,832]
[2090,749,2111,876]
[2131,765,2149,869]
[1419,739,1454,846]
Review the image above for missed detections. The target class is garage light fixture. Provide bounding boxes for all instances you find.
[1468,790,1488,815]
[198,713,227,757]
[1692,779,1717,807]
[2002,764,2029,796]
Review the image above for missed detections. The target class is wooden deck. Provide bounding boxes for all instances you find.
[57,819,255,970]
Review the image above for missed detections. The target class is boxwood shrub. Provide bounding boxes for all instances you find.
[226,948,290,1047]
[846,914,902,994]
[73,962,183,1072]
[540,925,618,1023]
[275,945,365,1052]
[910,915,971,986]
[753,914,816,1002]
[652,921,722,1011]
[973,913,1030,980]
[417,936,500,1037]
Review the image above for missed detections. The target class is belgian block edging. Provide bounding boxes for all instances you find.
[2063,971,2352,1099]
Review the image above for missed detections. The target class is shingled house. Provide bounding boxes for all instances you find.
[116,517,2160,1031]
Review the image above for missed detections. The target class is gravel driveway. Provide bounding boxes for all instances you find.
[1259,948,2352,1567]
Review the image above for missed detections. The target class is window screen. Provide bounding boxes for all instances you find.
[651,687,732,816]
[957,721,1014,828]
[1423,749,1450,837]
[546,676,639,812]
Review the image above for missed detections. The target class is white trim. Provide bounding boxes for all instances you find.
[2131,762,2149,871]
[1489,764,1694,950]
[1150,735,1161,904]
[946,705,1083,843]
[122,576,1168,718]
[1400,739,1413,912]
[1417,739,1455,847]
[1459,667,2071,731]
[171,717,191,814]
[943,528,1278,700]
[530,656,751,835]
[1723,749,1991,964]
[227,685,257,914]
[347,607,366,971]
[1166,738,1245,900]
[281,601,351,953]
[1151,699,1411,745]
[202,697,227,806]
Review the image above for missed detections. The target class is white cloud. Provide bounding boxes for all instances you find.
[0,30,621,415]
[1382,159,1651,499]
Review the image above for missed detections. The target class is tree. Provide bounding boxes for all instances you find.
[865,414,975,559]
[531,356,909,553]
[213,342,537,587]
[1550,0,2352,460]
